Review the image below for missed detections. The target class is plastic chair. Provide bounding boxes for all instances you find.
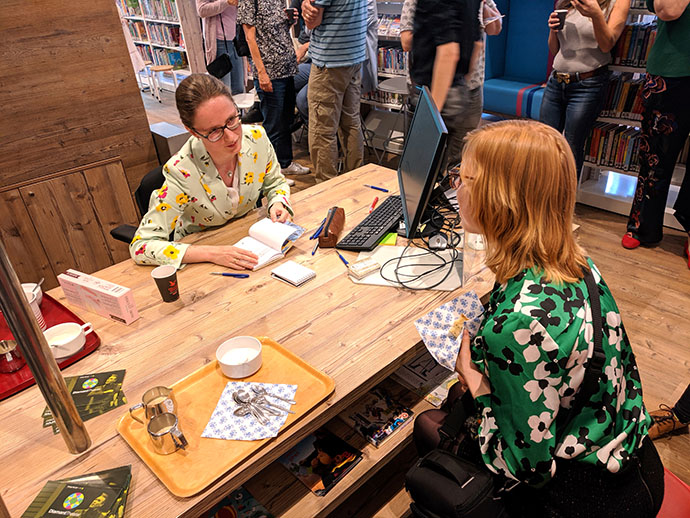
[658,467,690,518]
[110,166,165,243]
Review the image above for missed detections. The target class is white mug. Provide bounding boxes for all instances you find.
[44,322,94,359]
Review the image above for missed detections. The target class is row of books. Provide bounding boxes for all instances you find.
[585,123,642,172]
[116,0,141,17]
[136,45,188,69]
[630,0,648,8]
[378,46,408,76]
[140,0,179,21]
[362,90,404,107]
[612,22,657,68]
[126,19,147,42]
[377,14,401,37]
[148,22,184,48]
[599,74,644,121]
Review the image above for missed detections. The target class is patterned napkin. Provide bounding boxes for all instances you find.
[414,291,485,371]
[202,382,297,441]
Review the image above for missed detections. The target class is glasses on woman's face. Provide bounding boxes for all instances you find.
[194,113,241,143]
[447,163,475,190]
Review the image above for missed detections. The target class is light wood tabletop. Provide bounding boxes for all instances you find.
[0,164,493,517]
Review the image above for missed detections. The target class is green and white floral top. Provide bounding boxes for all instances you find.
[129,125,292,268]
[472,259,651,487]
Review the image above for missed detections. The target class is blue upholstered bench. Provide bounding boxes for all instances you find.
[483,0,553,119]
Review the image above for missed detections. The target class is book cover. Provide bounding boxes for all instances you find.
[203,486,275,518]
[277,429,362,497]
[234,219,305,270]
[338,378,415,447]
[391,348,456,407]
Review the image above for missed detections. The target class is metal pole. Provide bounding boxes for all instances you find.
[0,241,91,454]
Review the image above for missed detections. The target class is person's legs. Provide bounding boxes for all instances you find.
[338,64,364,173]
[215,39,235,94]
[294,62,311,92]
[254,77,293,168]
[309,65,347,183]
[295,63,311,122]
[649,383,690,439]
[562,72,609,178]
[539,75,567,134]
[227,43,245,95]
[442,82,483,166]
[627,75,690,245]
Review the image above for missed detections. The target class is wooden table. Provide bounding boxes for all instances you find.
[0,164,493,517]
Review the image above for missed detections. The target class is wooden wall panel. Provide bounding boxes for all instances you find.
[0,191,57,289]
[0,0,159,194]
[19,175,114,275]
[84,161,139,262]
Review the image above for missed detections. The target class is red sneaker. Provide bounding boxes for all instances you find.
[622,232,641,249]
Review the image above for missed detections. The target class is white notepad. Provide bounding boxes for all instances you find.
[270,261,316,287]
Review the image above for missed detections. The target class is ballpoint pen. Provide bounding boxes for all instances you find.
[210,272,250,278]
[369,196,379,214]
[336,252,349,267]
[363,184,389,193]
[310,218,327,240]
[311,240,319,256]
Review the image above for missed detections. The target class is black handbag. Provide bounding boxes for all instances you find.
[233,0,257,57]
[405,267,605,518]
[203,17,232,79]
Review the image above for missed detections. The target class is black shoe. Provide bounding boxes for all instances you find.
[241,102,263,124]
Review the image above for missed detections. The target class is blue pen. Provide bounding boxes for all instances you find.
[336,251,349,267]
[311,241,319,256]
[364,184,389,193]
[310,218,327,240]
[210,272,250,278]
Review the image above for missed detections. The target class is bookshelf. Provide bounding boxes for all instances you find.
[577,0,687,232]
[116,0,203,91]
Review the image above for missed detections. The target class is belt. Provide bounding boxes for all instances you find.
[553,66,608,84]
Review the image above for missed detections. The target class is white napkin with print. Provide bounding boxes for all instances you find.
[414,291,484,371]
[202,382,297,441]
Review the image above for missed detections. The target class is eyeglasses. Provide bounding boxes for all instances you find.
[194,114,241,143]
[447,164,475,190]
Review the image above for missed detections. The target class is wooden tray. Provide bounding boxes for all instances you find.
[0,293,102,401]
[117,337,335,497]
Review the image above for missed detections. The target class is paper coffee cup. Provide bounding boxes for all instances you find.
[151,265,180,303]
[555,9,568,30]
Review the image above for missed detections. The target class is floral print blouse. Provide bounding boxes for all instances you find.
[129,125,292,268]
[472,259,651,487]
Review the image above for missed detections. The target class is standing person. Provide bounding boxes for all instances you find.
[413,120,664,517]
[290,0,312,124]
[409,0,483,166]
[238,0,310,176]
[302,0,367,183]
[197,0,245,95]
[539,0,629,178]
[622,0,690,265]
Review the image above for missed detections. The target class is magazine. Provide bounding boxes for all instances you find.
[203,486,274,518]
[391,348,460,407]
[338,379,415,447]
[234,218,305,270]
[277,429,362,496]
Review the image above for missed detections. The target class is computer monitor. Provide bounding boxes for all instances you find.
[397,85,448,239]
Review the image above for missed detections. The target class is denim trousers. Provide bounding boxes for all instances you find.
[539,71,610,177]
[627,75,690,243]
[254,76,295,168]
[215,39,245,95]
[294,63,311,122]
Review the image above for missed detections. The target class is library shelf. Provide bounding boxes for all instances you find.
[378,71,406,79]
[610,64,646,74]
[597,116,642,127]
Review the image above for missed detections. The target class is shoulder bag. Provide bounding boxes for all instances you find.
[405,268,605,518]
[233,0,257,57]
[203,16,232,79]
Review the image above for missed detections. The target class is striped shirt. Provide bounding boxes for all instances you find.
[310,0,367,68]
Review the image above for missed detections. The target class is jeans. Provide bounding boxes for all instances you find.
[627,75,690,243]
[254,76,295,168]
[539,71,610,178]
[215,39,245,95]
[294,63,311,122]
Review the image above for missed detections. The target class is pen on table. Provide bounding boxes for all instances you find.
[336,251,349,267]
[311,240,319,256]
[369,196,379,214]
[363,184,389,193]
[310,217,326,240]
[210,272,250,278]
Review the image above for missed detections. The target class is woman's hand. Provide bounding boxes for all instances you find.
[455,330,491,398]
[269,202,290,223]
[548,11,563,30]
[296,43,309,63]
[212,246,259,270]
[572,0,604,19]
[258,70,273,93]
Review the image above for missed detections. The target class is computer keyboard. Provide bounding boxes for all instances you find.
[336,195,403,251]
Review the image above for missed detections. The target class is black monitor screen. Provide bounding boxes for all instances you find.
[397,86,448,238]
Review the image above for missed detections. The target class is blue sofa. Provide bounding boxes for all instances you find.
[483,0,554,119]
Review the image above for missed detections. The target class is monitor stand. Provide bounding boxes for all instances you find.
[396,184,455,239]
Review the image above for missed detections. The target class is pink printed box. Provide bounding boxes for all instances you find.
[57,269,139,325]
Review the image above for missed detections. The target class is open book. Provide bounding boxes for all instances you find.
[234,219,305,270]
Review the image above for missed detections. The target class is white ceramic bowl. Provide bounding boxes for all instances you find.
[216,336,263,378]
[22,283,43,306]
[44,322,93,359]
